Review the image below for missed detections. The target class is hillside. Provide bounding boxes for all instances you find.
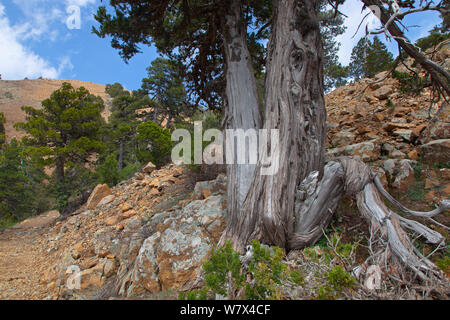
[0,78,113,141]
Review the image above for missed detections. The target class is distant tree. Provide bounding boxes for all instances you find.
[319,0,349,91]
[102,83,157,171]
[141,58,188,128]
[136,121,172,167]
[0,112,5,146]
[324,63,349,91]
[416,26,450,51]
[106,82,130,98]
[96,153,120,187]
[15,82,105,211]
[0,139,47,222]
[349,36,394,80]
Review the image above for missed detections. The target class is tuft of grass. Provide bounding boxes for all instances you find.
[405,180,426,202]
[434,256,450,275]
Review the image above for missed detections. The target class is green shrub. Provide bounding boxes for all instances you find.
[3,91,13,99]
[202,241,245,298]
[96,153,120,187]
[316,266,355,300]
[178,288,208,300]
[182,241,304,300]
[406,181,426,202]
[392,70,429,96]
[434,256,450,274]
[119,162,141,181]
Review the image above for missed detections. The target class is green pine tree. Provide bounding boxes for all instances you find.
[349,36,394,80]
[136,121,173,167]
[101,83,156,173]
[319,0,349,91]
[14,82,105,212]
[141,58,188,128]
[0,139,45,223]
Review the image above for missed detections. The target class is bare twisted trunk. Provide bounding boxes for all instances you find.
[220,0,262,242]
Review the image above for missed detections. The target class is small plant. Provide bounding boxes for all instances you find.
[392,70,429,96]
[178,288,208,300]
[181,241,304,300]
[316,266,355,300]
[434,256,450,275]
[202,241,245,298]
[405,180,426,202]
[385,99,394,111]
[3,91,13,99]
[327,266,355,291]
[412,160,424,179]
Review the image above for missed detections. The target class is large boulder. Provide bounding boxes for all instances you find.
[143,162,156,174]
[120,194,227,296]
[373,85,394,100]
[192,173,227,200]
[420,105,450,143]
[87,184,112,210]
[327,140,380,162]
[331,129,356,147]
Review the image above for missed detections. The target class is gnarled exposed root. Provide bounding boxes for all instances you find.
[356,183,442,281]
[291,157,448,282]
[220,156,448,283]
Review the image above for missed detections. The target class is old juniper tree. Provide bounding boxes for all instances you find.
[15,83,105,211]
[94,0,449,280]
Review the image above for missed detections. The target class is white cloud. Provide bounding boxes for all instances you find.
[9,0,65,42]
[65,0,97,7]
[0,3,71,80]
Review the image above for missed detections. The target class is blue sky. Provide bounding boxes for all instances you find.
[0,0,442,91]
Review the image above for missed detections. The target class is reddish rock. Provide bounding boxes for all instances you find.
[87,184,112,210]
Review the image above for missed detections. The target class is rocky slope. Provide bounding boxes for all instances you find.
[325,41,450,204]
[0,163,227,299]
[0,78,113,141]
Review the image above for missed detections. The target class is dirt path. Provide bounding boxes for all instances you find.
[0,211,60,300]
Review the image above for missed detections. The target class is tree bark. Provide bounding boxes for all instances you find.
[220,0,262,241]
[118,139,124,171]
[55,156,65,182]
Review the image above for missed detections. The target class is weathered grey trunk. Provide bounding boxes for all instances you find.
[221,0,262,239]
